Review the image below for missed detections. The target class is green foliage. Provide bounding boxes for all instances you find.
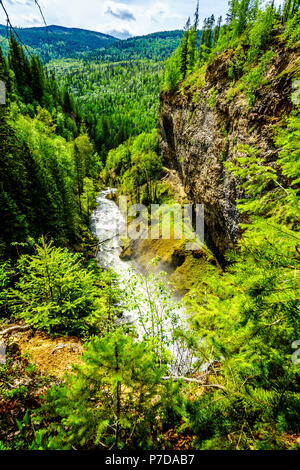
[0,262,12,317]
[241,50,274,105]
[164,0,297,95]
[0,37,102,256]
[11,238,121,335]
[35,330,183,450]
[83,31,186,63]
[207,87,218,108]
[275,111,300,185]
[105,130,162,205]
[282,8,300,45]
[163,4,200,91]
[49,59,163,156]
[0,343,53,450]
[4,34,82,138]
[163,48,183,92]
[0,25,118,63]
[1,0,299,453]
[247,5,275,63]
[184,108,300,449]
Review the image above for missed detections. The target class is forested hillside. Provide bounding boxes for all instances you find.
[0,24,118,62]
[83,30,190,62]
[0,26,185,63]
[48,60,163,156]
[0,34,103,258]
[0,0,299,453]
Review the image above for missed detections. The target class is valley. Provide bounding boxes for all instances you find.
[0,0,299,453]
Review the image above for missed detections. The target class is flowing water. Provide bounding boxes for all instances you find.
[91,189,129,274]
[91,188,147,332]
[91,189,196,374]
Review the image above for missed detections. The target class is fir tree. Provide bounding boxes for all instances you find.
[30,55,45,103]
[36,330,182,450]
[180,17,191,79]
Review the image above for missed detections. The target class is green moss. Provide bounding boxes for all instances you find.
[179,64,207,105]
[170,248,217,295]
[225,81,244,102]
[219,152,226,162]
[207,87,219,109]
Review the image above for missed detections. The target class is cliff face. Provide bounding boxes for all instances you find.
[158,39,298,262]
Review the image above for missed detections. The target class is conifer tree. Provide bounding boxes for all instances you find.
[213,16,223,47]
[180,17,191,79]
[30,55,45,103]
[37,330,182,450]
[8,34,32,100]
[233,0,251,38]
[0,45,7,81]
[283,0,292,22]
[62,87,73,114]
[187,1,200,73]
[73,141,86,215]
[12,238,120,335]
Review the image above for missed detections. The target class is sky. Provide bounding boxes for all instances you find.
[0,0,231,39]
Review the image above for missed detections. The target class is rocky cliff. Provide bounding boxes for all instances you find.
[158,35,298,263]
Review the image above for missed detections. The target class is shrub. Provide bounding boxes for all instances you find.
[35,330,184,450]
[11,238,121,335]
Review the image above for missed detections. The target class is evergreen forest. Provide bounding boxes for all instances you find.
[0,0,299,454]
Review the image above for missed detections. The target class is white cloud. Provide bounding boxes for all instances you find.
[0,0,231,36]
[104,1,136,22]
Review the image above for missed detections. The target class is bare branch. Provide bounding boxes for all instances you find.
[0,324,32,337]
[162,376,226,390]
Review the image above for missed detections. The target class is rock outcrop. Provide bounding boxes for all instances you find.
[158,37,298,263]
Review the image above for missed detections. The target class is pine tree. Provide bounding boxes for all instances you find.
[8,34,32,100]
[226,0,239,24]
[213,16,223,47]
[37,330,182,450]
[0,45,7,81]
[187,2,199,73]
[73,140,86,215]
[62,87,73,114]
[180,17,191,79]
[233,0,251,38]
[12,238,120,335]
[30,55,45,103]
[283,0,292,22]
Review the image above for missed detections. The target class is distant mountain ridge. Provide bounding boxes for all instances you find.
[0,24,119,60]
[0,24,184,62]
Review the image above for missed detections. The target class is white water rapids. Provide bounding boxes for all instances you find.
[91,189,197,375]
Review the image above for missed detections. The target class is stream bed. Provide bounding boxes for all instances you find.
[91,189,196,374]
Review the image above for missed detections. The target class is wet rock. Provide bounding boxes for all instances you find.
[51,342,82,354]
[51,343,66,354]
[0,341,6,365]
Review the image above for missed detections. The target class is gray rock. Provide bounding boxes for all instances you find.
[158,45,296,265]
[0,341,6,365]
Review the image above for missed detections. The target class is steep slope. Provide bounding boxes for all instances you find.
[158,35,298,263]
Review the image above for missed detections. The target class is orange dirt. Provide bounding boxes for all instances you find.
[17,331,84,379]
